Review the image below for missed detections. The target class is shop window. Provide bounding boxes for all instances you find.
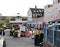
[22,19,27,21]
[32,15,36,18]
[39,10,41,12]
[37,15,42,18]
[58,21,60,23]
[11,19,15,21]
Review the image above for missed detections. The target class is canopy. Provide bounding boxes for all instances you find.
[10,21,27,23]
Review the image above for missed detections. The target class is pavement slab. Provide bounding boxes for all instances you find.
[1,31,42,47]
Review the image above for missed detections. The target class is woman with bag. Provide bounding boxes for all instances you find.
[25,29,30,37]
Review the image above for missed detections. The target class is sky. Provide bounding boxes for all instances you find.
[0,0,53,16]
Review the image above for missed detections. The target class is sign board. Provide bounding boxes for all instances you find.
[15,18,22,21]
[19,25,25,31]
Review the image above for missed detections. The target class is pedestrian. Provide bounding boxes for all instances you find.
[2,27,5,35]
[34,28,39,36]
[25,29,30,37]
[10,27,14,36]
[0,28,2,35]
[34,28,40,46]
[31,28,34,39]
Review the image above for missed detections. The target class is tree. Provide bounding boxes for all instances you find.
[0,20,6,27]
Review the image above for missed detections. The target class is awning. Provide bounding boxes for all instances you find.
[10,21,27,23]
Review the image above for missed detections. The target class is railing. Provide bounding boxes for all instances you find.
[44,23,60,47]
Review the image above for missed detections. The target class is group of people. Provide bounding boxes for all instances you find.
[10,25,31,38]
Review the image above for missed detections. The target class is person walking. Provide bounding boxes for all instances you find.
[3,27,5,35]
[10,27,14,36]
[34,28,40,46]
[0,28,2,35]
[25,29,30,37]
[34,28,39,36]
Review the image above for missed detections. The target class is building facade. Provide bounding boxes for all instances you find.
[27,6,44,29]
[44,0,60,23]
[10,16,27,23]
[44,0,60,47]
[10,16,27,26]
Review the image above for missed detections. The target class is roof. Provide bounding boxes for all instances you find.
[30,8,44,14]
[0,16,6,20]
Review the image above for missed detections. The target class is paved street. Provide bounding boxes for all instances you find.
[2,31,42,47]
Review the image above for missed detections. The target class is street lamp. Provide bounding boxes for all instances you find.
[35,6,38,28]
